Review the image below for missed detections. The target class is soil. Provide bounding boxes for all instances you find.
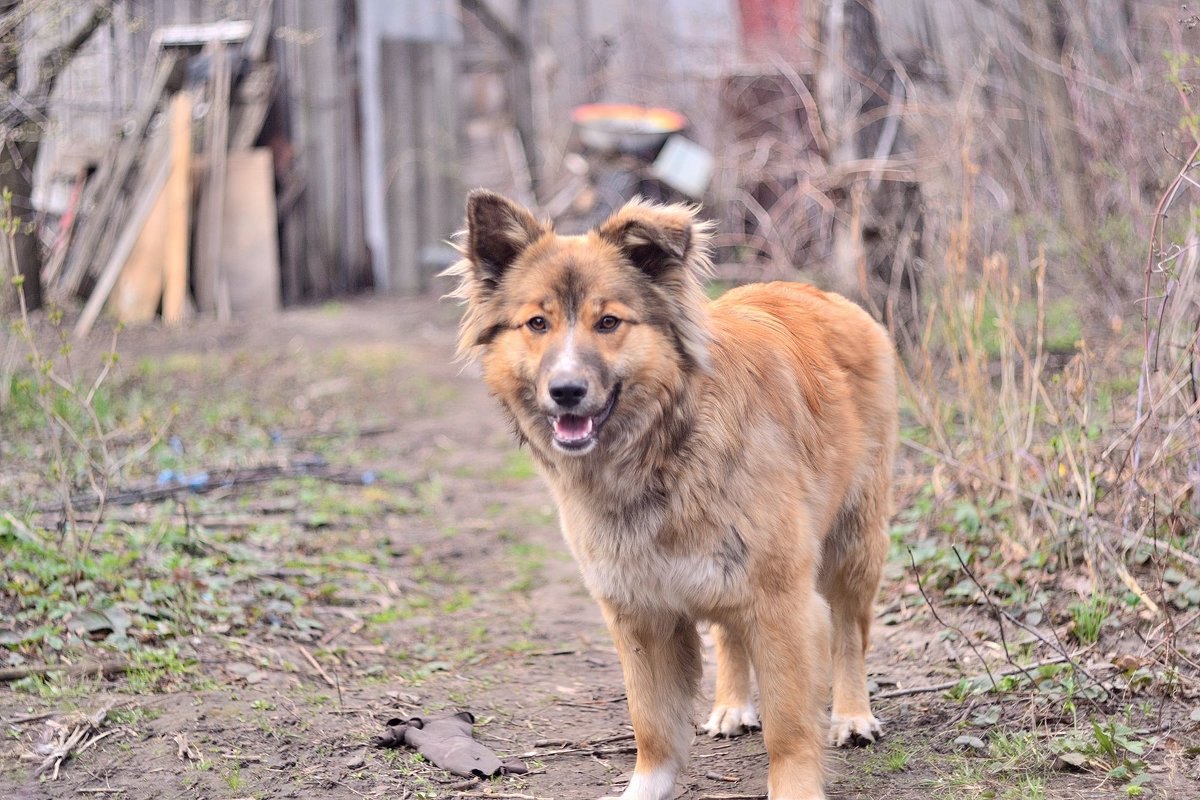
[1,296,1197,800]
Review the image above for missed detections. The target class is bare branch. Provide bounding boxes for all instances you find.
[460,0,526,57]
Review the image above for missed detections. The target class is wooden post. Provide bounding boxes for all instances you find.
[193,42,231,319]
[162,91,193,325]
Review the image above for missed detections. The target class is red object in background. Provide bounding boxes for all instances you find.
[738,0,806,50]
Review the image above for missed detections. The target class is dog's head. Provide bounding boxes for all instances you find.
[444,190,712,458]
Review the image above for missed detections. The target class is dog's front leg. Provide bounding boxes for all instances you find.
[751,582,832,800]
[598,601,701,800]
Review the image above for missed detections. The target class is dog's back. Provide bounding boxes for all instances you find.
[705,281,897,542]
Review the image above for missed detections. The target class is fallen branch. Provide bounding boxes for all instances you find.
[953,547,1109,697]
[299,646,337,690]
[908,549,996,688]
[531,733,634,749]
[1,711,54,725]
[32,703,114,779]
[76,789,126,795]
[705,770,740,782]
[952,548,1051,692]
[518,744,637,759]
[0,661,128,683]
[35,461,388,513]
[874,655,1072,699]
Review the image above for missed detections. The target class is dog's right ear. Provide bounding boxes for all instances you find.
[465,190,545,290]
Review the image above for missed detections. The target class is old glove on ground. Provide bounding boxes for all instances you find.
[372,711,528,778]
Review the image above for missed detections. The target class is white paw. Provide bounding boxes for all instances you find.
[703,703,760,737]
[828,712,882,747]
[600,767,677,800]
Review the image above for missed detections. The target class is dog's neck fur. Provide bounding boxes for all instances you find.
[516,369,716,529]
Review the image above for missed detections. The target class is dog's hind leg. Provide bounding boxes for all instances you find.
[598,602,701,800]
[703,622,760,737]
[821,480,889,747]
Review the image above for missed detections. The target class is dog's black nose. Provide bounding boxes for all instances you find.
[549,379,588,408]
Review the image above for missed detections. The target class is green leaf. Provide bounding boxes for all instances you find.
[1054,751,1089,770]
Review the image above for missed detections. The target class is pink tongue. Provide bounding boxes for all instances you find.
[555,414,593,441]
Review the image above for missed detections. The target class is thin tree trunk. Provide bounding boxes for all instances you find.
[0,1,110,314]
[0,138,42,313]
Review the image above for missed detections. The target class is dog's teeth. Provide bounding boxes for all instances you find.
[555,414,593,441]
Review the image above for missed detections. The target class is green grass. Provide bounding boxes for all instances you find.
[1069,595,1112,645]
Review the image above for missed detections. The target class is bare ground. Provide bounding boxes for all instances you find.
[1,296,1197,799]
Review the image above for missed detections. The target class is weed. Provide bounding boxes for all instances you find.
[1000,775,1046,800]
[879,742,914,773]
[1068,595,1112,645]
[225,755,242,791]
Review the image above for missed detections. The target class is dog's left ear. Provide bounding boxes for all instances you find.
[596,201,699,282]
[465,190,546,290]
[596,201,713,372]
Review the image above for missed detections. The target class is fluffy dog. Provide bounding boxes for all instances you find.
[445,190,897,800]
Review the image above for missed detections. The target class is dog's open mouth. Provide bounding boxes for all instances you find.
[549,384,620,452]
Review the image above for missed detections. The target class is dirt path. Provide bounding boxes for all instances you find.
[1,297,1195,800]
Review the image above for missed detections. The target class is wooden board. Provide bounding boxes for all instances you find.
[162,92,193,325]
[219,149,280,315]
[73,137,173,339]
[109,171,168,324]
[109,93,194,326]
[193,42,231,318]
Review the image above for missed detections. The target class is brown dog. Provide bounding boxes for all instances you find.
[445,191,896,800]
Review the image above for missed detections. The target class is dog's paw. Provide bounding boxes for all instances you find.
[599,767,678,800]
[702,703,760,737]
[828,713,882,747]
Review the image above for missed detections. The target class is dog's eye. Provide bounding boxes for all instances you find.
[527,316,548,333]
[596,315,621,332]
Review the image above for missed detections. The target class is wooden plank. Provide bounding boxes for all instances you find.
[110,177,168,324]
[58,51,179,298]
[193,41,231,319]
[162,92,193,325]
[73,141,173,339]
[219,149,280,314]
[150,20,252,48]
[242,0,274,63]
[109,114,172,325]
[111,90,195,325]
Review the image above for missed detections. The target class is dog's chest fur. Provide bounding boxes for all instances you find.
[553,488,753,616]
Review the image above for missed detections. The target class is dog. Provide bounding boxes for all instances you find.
[445,190,897,800]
